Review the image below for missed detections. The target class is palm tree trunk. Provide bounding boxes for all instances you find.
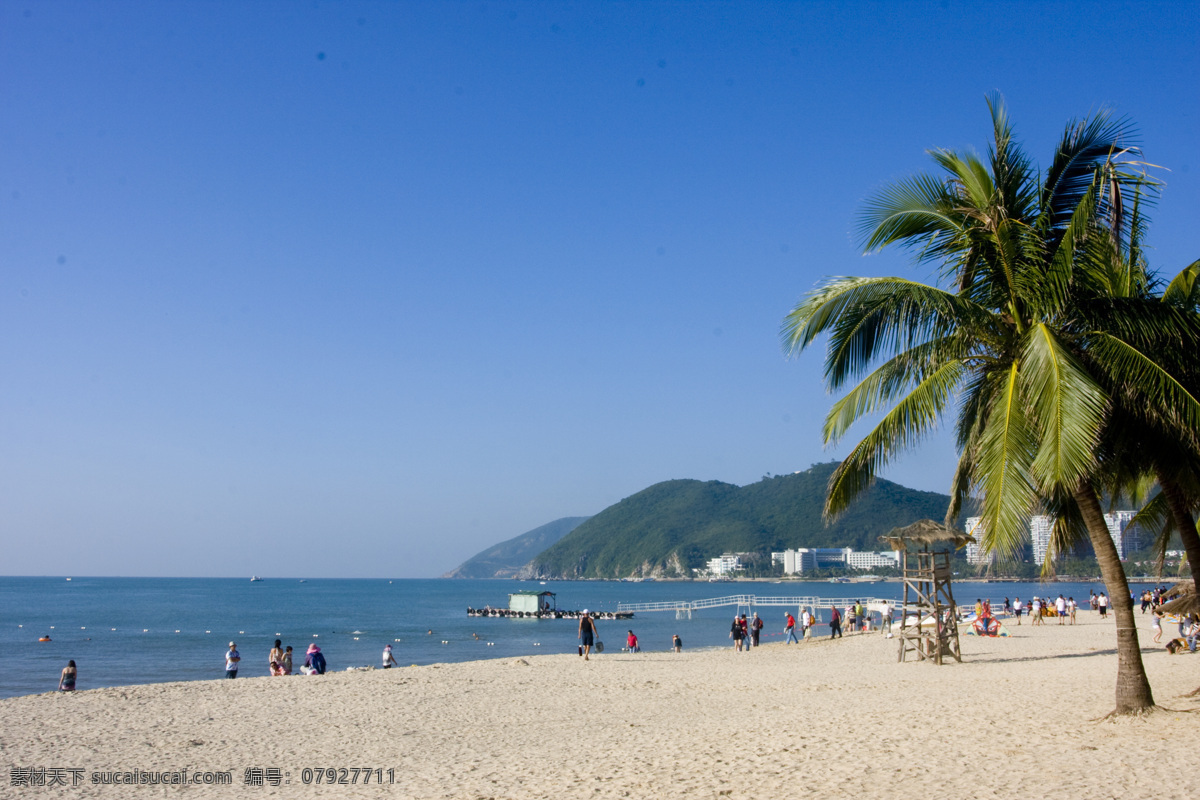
[1156,468,1200,594]
[1074,481,1155,714]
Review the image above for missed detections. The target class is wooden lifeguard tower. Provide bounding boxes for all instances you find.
[881,519,974,665]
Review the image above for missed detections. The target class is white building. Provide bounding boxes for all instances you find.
[707,554,743,576]
[1028,511,1140,564]
[1103,511,1141,560]
[844,550,901,570]
[963,517,994,566]
[1030,515,1054,566]
[774,547,898,574]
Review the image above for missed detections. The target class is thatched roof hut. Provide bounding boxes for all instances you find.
[1158,581,1198,618]
[880,519,975,552]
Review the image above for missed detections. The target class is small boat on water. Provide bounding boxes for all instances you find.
[250,576,264,582]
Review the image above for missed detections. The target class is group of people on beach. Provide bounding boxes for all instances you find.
[574,610,683,658]
[227,639,326,678]
[781,602,890,645]
[728,613,765,650]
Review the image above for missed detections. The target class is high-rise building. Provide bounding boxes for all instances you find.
[964,517,995,566]
[1030,515,1054,566]
[1103,511,1140,560]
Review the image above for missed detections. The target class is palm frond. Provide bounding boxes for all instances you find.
[1162,259,1200,308]
[1021,324,1107,485]
[823,362,964,518]
[974,363,1040,560]
[1084,331,1200,440]
[822,342,967,443]
[781,277,986,390]
[1040,111,1139,234]
[858,173,963,256]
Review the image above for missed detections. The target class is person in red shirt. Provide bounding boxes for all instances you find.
[626,630,639,653]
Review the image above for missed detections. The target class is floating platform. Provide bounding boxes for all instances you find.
[467,607,633,620]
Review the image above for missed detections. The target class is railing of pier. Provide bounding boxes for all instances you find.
[616,593,1046,621]
[616,595,894,617]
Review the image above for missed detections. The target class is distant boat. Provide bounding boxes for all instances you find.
[250,576,264,582]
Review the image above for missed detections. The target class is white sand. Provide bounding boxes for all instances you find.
[4,614,1198,798]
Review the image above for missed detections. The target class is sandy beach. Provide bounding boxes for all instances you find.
[4,614,1198,799]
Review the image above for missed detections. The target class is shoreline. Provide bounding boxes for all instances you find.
[6,615,1198,798]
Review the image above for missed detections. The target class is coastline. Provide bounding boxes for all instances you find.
[5,614,1197,798]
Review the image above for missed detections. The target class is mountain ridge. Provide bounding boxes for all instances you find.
[524,462,953,579]
[442,516,591,578]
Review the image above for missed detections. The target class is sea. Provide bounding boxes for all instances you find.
[0,576,1160,700]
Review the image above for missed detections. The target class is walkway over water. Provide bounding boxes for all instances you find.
[616,594,893,619]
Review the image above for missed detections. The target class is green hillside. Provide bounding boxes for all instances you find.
[527,463,951,578]
[442,516,591,578]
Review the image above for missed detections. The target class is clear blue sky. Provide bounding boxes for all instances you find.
[2,2,1197,577]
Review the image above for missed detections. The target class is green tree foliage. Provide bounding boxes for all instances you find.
[782,95,1200,714]
[528,463,951,579]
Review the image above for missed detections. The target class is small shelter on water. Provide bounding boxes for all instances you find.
[508,590,556,614]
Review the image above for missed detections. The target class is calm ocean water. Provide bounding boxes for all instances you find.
[0,576,1140,699]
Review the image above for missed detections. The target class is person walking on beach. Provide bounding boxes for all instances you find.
[672,634,682,653]
[1067,597,1077,624]
[1012,596,1022,624]
[1055,595,1067,625]
[730,616,745,651]
[751,613,763,647]
[829,605,842,639]
[58,660,77,692]
[1030,598,1042,626]
[281,646,293,675]
[1151,610,1163,643]
[269,639,285,676]
[880,604,892,635]
[626,630,639,653]
[801,608,814,641]
[225,642,241,678]
[784,612,799,644]
[578,610,598,660]
[1097,592,1109,618]
[382,644,398,669]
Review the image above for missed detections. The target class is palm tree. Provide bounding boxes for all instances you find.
[1082,195,1200,594]
[781,95,1200,715]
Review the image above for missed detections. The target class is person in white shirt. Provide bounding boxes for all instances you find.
[382,644,398,669]
[225,642,240,678]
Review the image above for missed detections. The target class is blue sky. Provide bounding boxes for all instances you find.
[2,1,1197,577]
